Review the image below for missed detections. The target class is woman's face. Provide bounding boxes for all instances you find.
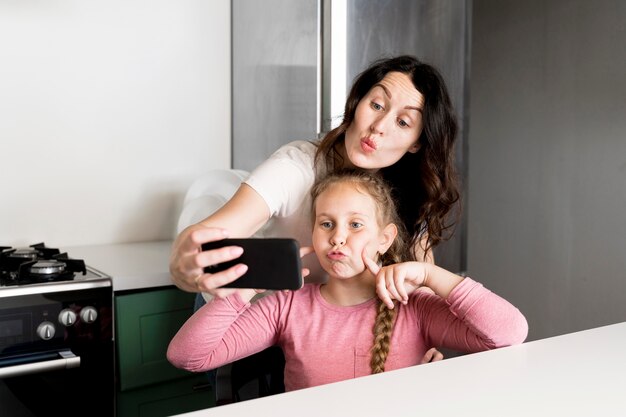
[312,182,395,280]
[344,71,424,170]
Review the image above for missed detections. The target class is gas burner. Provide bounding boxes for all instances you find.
[4,242,61,260]
[31,260,67,275]
[11,248,41,259]
[0,242,86,286]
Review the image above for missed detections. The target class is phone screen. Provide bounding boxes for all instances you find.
[201,238,303,290]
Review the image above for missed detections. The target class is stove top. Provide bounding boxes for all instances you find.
[0,242,109,288]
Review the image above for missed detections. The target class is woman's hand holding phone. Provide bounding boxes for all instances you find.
[232,246,313,303]
[169,225,249,297]
[200,238,312,297]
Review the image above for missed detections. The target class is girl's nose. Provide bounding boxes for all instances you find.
[330,230,346,247]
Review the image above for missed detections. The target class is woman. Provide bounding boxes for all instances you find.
[170,55,459,298]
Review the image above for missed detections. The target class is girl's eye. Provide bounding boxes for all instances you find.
[370,101,383,111]
[350,222,363,229]
[320,221,333,229]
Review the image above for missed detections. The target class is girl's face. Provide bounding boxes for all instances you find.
[343,71,424,170]
[312,182,396,280]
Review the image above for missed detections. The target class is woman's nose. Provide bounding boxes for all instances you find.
[370,113,390,136]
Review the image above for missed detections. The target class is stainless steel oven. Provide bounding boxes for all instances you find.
[0,244,114,417]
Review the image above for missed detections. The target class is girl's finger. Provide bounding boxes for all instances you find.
[362,249,381,275]
[385,274,403,304]
[394,269,409,303]
[375,272,394,309]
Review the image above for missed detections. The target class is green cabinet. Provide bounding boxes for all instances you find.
[116,374,213,417]
[115,287,214,416]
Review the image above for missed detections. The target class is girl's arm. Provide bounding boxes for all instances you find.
[166,288,277,373]
[415,277,528,351]
[364,258,528,350]
[364,259,463,308]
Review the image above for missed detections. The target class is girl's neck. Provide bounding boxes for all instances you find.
[320,273,376,306]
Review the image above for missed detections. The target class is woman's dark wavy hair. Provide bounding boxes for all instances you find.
[314,55,460,257]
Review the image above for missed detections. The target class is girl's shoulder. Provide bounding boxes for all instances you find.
[273,283,318,301]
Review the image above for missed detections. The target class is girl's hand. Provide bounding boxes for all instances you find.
[362,252,428,309]
[420,347,444,364]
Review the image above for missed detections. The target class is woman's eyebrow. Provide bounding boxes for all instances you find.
[373,83,423,113]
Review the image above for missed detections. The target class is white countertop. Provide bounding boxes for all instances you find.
[176,321,626,417]
[65,240,174,291]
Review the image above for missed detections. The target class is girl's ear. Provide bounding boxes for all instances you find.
[378,223,398,254]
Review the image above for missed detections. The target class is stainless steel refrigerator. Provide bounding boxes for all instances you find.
[232,0,471,274]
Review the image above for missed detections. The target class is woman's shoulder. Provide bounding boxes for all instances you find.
[245,141,319,211]
[269,140,318,163]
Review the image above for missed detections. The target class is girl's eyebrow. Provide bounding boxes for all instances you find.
[373,84,423,113]
[315,211,371,218]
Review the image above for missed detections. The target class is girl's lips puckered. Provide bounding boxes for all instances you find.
[327,251,346,260]
[360,137,377,153]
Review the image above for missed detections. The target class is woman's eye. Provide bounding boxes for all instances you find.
[370,101,383,111]
[398,118,409,128]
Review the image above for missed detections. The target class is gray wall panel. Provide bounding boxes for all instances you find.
[232,0,319,171]
[469,0,626,341]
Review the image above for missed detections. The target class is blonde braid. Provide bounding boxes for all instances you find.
[370,299,398,373]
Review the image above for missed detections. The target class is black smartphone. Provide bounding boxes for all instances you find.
[201,238,303,290]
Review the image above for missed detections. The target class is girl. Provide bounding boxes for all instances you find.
[167,171,528,391]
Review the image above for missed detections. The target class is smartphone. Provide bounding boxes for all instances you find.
[201,238,303,290]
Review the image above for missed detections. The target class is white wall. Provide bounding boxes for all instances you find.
[469,0,626,341]
[0,0,231,247]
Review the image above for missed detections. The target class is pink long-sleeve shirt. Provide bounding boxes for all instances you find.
[167,278,528,391]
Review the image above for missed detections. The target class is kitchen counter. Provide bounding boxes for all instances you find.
[174,321,626,416]
[66,240,174,291]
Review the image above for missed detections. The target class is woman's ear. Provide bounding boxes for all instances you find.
[407,141,420,154]
[378,223,398,254]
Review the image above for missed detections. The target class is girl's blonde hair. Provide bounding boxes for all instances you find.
[310,169,409,374]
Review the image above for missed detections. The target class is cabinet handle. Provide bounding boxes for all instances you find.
[192,382,213,392]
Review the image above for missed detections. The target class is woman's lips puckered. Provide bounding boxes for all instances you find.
[360,137,377,153]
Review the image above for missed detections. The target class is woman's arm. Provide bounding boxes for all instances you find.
[169,184,271,295]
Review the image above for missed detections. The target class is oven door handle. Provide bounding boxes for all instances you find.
[0,350,80,378]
